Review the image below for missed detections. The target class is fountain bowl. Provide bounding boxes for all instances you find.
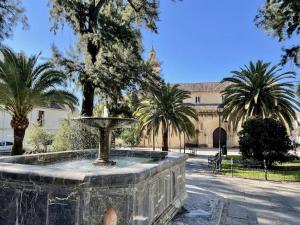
[0,149,187,225]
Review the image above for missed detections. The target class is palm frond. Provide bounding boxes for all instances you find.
[134,83,198,141]
[0,46,78,117]
[221,60,299,131]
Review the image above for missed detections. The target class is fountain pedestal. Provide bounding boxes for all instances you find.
[93,127,116,165]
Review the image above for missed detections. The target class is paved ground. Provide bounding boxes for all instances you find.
[181,154,300,225]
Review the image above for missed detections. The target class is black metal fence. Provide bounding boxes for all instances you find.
[219,167,300,182]
[207,155,300,181]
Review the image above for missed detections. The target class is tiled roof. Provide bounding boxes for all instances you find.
[176,82,230,92]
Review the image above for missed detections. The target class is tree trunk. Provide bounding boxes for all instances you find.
[12,128,26,155]
[162,127,169,151]
[11,116,29,155]
[81,41,99,116]
[81,80,95,116]
[87,41,99,64]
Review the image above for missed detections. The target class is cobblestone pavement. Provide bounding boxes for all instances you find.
[180,155,300,225]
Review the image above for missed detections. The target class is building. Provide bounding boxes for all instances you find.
[0,104,71,142]
[293,112,300,144]
[148,46,161,75]
[139,48,239,149]
[139,82,240,149]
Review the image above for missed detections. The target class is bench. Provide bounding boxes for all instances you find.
[208,153,221,172]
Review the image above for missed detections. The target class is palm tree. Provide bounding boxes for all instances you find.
[134,84,198,151]
[0,47,78,155]
[221,60,299,131]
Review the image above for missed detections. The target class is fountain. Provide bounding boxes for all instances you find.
[73,106,137,165]
[0,106,188,225]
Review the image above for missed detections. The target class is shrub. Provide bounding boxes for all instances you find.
[25,125,54,152]
[52,120,72,151]
[52,119,98,151]
[239,117,293,167]
[69,122,98,150]
[119,126,141,147]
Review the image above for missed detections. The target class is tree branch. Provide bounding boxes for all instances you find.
[127,0,144,12]
[94,0,107,14]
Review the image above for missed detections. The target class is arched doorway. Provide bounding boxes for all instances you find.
[213,128,227,148]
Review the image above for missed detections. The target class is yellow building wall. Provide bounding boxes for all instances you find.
[138,117,239,149]
[187,91,222,104]
[138,90,240,149]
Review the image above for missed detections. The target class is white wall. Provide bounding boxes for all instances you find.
[0,107,71,142]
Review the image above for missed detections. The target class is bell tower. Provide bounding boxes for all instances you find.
[147,46,161,76]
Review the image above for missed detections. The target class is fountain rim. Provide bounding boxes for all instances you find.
[0,149,187,187]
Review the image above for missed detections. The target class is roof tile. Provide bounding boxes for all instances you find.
[176,82,230,92]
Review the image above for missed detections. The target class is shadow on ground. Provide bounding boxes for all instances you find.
[184,155,300,225]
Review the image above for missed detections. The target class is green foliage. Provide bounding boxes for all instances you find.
[239,117,293,167]
[0,47,78,115]
[221,60,299,131]
[222,155,300,181]
[255,0,300,66]
[0,0,27,42]
[52,120,72,151]
[69,123,99,150]
[134,84,198,151]
[0,47,78,155]
[93,103,104,117]
[49,0,159,34]
[25,125,53,152]
[52,119,99,151]
[49,0,161,116]
[119,126,141,147]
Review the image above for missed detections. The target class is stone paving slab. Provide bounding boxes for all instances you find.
[220,200,259,225]
[171,185,259,225]
[183,155,300,225]
[171,184,225,225]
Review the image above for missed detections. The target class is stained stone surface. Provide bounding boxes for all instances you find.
[0,149,187,225]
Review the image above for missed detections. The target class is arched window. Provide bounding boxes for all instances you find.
[195,96,201,105]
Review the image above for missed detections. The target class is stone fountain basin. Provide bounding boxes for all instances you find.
[0,149,187,225]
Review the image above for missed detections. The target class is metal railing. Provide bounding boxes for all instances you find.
[217,158,300,182]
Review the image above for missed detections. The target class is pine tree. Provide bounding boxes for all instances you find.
[255,0,300,66]
[49,0,161,116]
[0,0,27,42]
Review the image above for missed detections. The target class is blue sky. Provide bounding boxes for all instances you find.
[4,0,299,84]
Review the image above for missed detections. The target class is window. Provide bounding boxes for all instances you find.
[37,110,45,126]
[195,96,201,104]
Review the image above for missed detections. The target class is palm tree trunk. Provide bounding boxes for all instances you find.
[162,127,169,151]
[152,129,155,151]
[11,116,29,155]
[12,127,26,155]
